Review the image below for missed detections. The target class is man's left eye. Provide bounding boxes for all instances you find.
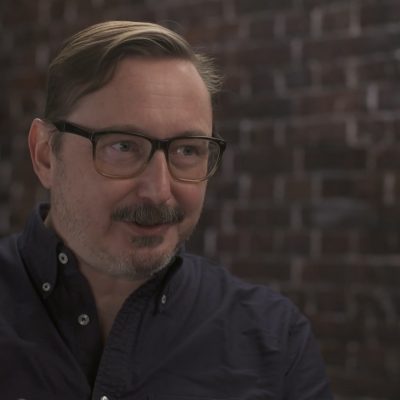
[112,141,136,152]
[177,146,199,156]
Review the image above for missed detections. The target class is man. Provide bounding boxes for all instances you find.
[0,21,333,399]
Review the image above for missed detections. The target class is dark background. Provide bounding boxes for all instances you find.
[1,1,400,399]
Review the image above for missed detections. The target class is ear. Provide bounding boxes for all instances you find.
[28,118,55,189]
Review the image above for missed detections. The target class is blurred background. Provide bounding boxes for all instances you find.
[1,0,400,398]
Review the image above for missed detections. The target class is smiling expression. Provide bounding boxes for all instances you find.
[41,57,213,280]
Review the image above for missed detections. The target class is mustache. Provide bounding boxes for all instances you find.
[111,204,185,226]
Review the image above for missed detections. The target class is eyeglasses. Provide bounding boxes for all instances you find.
[52,121,226,183]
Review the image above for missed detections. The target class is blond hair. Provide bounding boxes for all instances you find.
[45,20,222,121]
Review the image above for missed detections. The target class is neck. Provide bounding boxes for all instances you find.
[44,210,147,341]
[79,263,147,342]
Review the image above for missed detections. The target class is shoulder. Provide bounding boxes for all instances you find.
[0,233,21,266]
[179,252,301,333]
[180,251,290,301]
[0,233,29,290]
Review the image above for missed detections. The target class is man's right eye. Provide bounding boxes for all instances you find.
[110,141,138,152]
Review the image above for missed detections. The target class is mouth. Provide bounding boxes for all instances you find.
[112,205,185,227]
[121,220,175,235]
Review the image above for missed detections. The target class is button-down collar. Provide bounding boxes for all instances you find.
[17,203,183,305]
[18,204,62,299]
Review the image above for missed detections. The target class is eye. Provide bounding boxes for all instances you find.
[172,139,209,159]
[111,140,138,152]
[96,133,150,164]
[176,144,200,157]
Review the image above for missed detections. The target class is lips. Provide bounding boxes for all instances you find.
[121,220,173,235]
[112,204,185,226]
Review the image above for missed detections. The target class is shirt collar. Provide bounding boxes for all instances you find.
[18,203,64,299]
[18,203,184,305]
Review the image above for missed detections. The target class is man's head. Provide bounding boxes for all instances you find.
[45,20,222,124]
[29,21,225,281]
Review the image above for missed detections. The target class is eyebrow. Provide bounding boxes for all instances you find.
[94,124,212,138]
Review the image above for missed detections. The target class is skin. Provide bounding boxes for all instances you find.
[29,57,213,339]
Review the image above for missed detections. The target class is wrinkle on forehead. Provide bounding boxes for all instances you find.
[68,58,213,137]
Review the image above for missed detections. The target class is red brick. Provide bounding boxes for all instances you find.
[392,119,400,142]
[321,176,384,202]
[248,124,276,147]
[233,206,291,228]
[234,41,292,68]
[376,322,400,345]
[302,261,349,285]
[304,145,367,171]
[248,15,276,40]
[275,230,311,256]
[375,205,400,228]
[206,178,240,201]
[319,340,347,367]
[184,21,240,47]
[294,89,367,115]
[280,288,308,310]
[375,145,400,170]
[248,176,275,200]
[330,370,399,398]
[283,177,312,202]
[284,65,313,90]
[243,230,276,253]
[284,11,311,37]
[235,148,293,175]
[163,1,225,23]
[285,120,347,145]
[2,2,38,26]
[352,264,400,287]
[218,72,247,99]
[356,117,395,143]
[302,261,400,287]
[219,94,292,120]
[249,70,276,95]
[320,230,352,254]
[360,1,400,28]
[378,85,400,110]
[357,230,400,255]
[235,0,293,14]
[49,0,66,20]
[318,62,348,87]
[231,257,291,282]
[215,123,241,146]
[311,316,364,341]
[303,31,400,61]
[321,5,352,33]
[217,232,246,253]
[353,292,388,322]
[315,288,347,314]
[10,71,46,92]
[356,57,400,83]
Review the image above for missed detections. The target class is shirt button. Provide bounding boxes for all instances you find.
[58,252,69,264]
[42,282,51,292]
[77,314,90,326]
[161,294,167,304]
[100,396,109,400]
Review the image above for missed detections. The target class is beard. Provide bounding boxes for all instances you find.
[48,165,197,281]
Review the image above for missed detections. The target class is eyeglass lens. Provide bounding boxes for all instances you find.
[94,133,221,181]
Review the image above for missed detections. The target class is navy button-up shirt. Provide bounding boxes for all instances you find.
[0,204,333,399]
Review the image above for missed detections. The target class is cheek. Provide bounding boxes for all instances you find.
[175,183,206,216]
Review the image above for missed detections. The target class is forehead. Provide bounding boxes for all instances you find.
[67,57,213,137]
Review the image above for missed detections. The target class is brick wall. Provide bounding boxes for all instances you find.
[1,0,400,398]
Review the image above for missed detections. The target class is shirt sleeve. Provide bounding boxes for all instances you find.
[283,306,334,400]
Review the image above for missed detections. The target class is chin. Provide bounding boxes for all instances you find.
[104,248,176,281]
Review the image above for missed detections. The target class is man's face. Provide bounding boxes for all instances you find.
[44,57,212,280]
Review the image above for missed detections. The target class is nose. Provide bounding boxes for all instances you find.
[135,150,173,204]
